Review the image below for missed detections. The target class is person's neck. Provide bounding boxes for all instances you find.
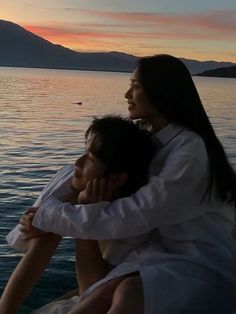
[149,116,169,132]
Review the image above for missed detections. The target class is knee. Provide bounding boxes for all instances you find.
[118,276,143,294]
[109,275,144,313]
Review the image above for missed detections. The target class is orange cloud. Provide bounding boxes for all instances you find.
[23,19,236,46]
[21,9,236,61]
[21,8,236,51]
[23,25,129,40]
[80,9,236,34]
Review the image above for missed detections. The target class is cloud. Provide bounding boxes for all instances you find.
[79,9,236,35]
[23,16,236,45]
[24,25,126,38]
[21,9,236,59]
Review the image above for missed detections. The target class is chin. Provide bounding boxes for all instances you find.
[128,111,137,119]
[129,113,142,120]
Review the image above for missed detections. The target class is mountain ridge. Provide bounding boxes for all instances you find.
[1,19,235,75]
[196,65,236,78]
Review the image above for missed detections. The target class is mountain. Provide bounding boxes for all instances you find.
[0,19,235,74]
[196,65,236,78]
[180,58,235,76]
[0,20,136,72]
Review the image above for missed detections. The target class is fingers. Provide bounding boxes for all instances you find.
[89,178,114,201]
[25,207,38,214]
[98,178,113,200]
[20,213,34,227]
[19,212,35,237]
[18,208,47,240]
[21,232,32,241]
[78,178,115,204]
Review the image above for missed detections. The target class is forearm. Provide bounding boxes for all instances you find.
[75,239,109,294]
[33,154,208,239]
[0,234,61,314]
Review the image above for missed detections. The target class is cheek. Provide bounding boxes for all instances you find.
[135,96,147,111]
[138,95,155,113]
[84,165,103,181]
[83,167,93,180]
[72,177,83,190]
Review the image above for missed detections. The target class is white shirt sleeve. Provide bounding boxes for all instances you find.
[33,147,210,239]
[6,165,74,251]
[6,224,29,252]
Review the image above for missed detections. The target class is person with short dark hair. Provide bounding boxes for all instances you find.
[1,115,154,314]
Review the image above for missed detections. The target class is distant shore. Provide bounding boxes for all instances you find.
[0,64,132,74]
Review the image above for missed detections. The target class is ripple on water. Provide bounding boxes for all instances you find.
[1,69,236,312]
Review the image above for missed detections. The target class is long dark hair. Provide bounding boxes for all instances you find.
[137,54,236,207]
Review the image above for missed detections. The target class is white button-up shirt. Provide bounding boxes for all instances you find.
[6,163,151,265]
[8,123,236,313]
[30,123,236,285]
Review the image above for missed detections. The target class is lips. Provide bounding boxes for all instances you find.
[128,102,135,111]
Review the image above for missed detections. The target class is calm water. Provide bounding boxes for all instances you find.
[0,67,236,313]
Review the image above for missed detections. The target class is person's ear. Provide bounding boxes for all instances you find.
[108,172,128,188]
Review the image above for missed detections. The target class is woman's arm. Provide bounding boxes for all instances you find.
[6,165,74,251]
[1,166,75,313]
[32,151,208,239]
[0,234,61,314]
[75,181,114,294]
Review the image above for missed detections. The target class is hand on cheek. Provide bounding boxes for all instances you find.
[77,178,116,204]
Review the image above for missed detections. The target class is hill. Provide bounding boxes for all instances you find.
[196,65,236,78]
[1,19,235,74]
[0,20,136,72]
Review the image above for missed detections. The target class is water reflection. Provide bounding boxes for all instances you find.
[0,67,235,312]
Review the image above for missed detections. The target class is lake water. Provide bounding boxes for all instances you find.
[0,67,236,313]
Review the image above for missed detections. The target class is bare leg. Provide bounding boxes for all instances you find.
[75,239,110,294]
[68,273,142,314]
[0,233,61,314]
[107,275,144,314]
[68,276,126,314]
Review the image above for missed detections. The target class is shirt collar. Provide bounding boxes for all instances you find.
[153,123,185,147]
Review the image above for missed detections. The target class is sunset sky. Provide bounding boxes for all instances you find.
[1,0,236,62]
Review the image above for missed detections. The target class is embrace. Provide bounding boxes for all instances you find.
[1,55,236,314]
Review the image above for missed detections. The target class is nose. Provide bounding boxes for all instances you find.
[125,86,132,100]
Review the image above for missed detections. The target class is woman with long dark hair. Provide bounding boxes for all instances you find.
[18,55,236,313]
[136,54,236,206]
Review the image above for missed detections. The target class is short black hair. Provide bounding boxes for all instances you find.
[85,115,155,196]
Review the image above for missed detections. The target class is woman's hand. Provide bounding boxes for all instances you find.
[19,207,49,240]
[78,178,116,204]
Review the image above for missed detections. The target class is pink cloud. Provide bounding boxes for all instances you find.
[80,9,236,34]
[21,9,236,56]
[23,25,129,40]
[23,21,235,45]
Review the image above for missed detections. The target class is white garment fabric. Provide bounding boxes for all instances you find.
[6,167,152,265]
[7,124,236,314]
[6,164,73,253]
[31,123,236,313]
[32,296,80,314]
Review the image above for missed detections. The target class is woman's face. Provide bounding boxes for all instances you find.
[125,68,157,120]
[72,135,106,191]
